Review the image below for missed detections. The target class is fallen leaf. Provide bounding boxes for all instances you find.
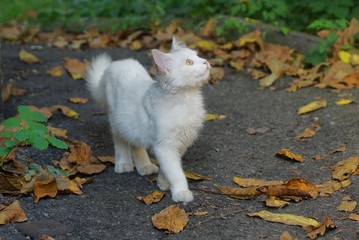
[68,97,88,104]
[201,17,217,37]
[335,98,354,105]
[55,175,82,195]
[28,106,53,119]
[185,171,211,181]
[258,178,319,199]
[275,148,304,163]
[63,57,89,80]
[246,126,270,135]
[0,200,27,224]
[47,65,63,77]
[67,140,93,165]
[248,210,320,228]
[137,191,165,205]
[97,156,115,164]
[332,156,359,181]
[215,184,262,199]
[1,79,27,102]
[209,67,225,84]
[76,163,107,175]
[296,128,316,140]
[233,176,284,187]
[280,231,293,240]
[152,205,189,233]
[297,99,327,115]
[237,29,264,49]
[47,126,68,138]
[33,173,58,202]
[317,180,349,197]
[50,105,79,118]
[337,197,357,212]
[19,49,40,63]
[305,214,336,239]
[40,235,55,240]
[205,113,226,121]
[191,211,208,216]
[265,197,290,208]
[349,213,359,221]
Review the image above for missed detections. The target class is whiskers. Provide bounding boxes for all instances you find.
[204,83,223,96]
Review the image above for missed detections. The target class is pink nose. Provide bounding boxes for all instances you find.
[203,60,210,69]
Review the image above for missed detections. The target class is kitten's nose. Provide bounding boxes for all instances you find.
[203,60,210,69]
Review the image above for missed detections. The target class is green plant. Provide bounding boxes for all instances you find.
[0,105,68,163]
[215,16,250,38]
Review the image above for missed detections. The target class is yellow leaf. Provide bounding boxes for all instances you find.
[136,191,165,205]
[152,205,189,233]
[338,50,351,63]
[205,113,226,121]
[265,197,289,208]
[248,210,320,228]
[50,105,79,118]
[192,211,208,216]
[33,173,58,202]
[19,49,40,63]
[68,97,88,104]
[335,98,354,105]
[349,213,359,221]
[337,197,357,212]
[305,214,336,239]
[332,156,359,181]
[197,40,217,52]
[215,184,262,199]
[185,171,211,181]
[47,65,63,77]
[297,99,327,115]
[63,57,89,80]
[0,200,27,224]
[233,176,284,187]
[275,148,304,162]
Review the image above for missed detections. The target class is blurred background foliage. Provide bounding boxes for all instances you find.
[1,0,358,33]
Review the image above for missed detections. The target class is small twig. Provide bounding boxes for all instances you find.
[191,208,251,229]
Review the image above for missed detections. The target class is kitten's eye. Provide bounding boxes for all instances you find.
[186,59,194,66]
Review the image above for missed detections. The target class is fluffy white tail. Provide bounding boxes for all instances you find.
[86,54,112,106]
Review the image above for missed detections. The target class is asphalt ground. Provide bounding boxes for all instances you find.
[0,38,358,240]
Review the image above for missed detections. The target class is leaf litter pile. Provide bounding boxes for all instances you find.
[1,17,359,239]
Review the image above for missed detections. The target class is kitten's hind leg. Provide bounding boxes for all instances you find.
[157,170,170,191]
[131,146,159,176]
[113,135,134,173]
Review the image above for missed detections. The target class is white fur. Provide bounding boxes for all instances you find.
[86,37,210,203]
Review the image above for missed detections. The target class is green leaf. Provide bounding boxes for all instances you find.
[13,129,30,142]
[5,139,18,148]
[28,122,48,135]
[46,136,68,150]
[0,146,10,157]
[29,135,48,150]
[1,130,13,138]
[2,117,21,128]
[29,110,47,123]
[17,105,31,121]
[29,163,43,174]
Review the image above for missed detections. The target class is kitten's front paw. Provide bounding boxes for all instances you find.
[114,162,134,173]
[137,164,159,176]
[157,176,170,191]
[172,190,194,204]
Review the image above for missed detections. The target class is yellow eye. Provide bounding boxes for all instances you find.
[186,59,194,65]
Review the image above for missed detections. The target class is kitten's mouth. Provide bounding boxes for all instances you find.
[196,69,210,81]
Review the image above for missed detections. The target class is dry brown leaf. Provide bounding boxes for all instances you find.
[64,57,90,80]
[40,235,55,240]
[67,140,93,165]
[209,67,225,84]
[0,174,23,194]
[349,213,359,221]
[68,97,88,104]
[275,148,304,163]
[55,175,82,195]
[137,191,165,205]
[19,49,40,63]
[305,214,336,240]
[201,17,217,37]
[76,163,107,175]
[237,29,264,49]
[28,106,53,119]
[50,105,79,118]
[248,210,320,228]
[265,197,290,208]
[280,231,294,240]
[296,128,316,140]
[191,211,208,216]
[0,200,27,224]
[229,59,245,71]
[297,99,327,115]
[337,197,357,212]
[33,173,58,202]
[1,79,27,102]
[215,184,262,199]
[259,178,319,199]
[233,176,284,187]
[97,156,115,164]
[47,126,68,139]
[317,180,350,197]
[47,65,63,77]
[332,156,359,181]
[185,171,211,181]
[152,205,189,233]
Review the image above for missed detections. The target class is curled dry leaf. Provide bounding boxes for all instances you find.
[297,99,327,115]
[296,128,316,140]
[337,196,357,212]
[19,49,40,63]
[258,178,319,199]
[68,97,88,104]
[265,197,290,209]
[0,200,27,224]
[214,184,262,199]
[248,210,320,228]
[275,148,304,163]
[233,176,284,187]
[33,173,58,202]
[332,156,359,181]
[97,156,115,164]
[76,163,107,175]
[335,98,354,105]
[50,105,79,118]
[47,126,68,139]
[67,140,93,165]
[152,205,189,233]
[185,171,211,181]
[1,79,27,102]
[47,65,63,77]
[205,113,226,121]
[63,57,90,80]
[137,191,165,205]
[305,215,336,240]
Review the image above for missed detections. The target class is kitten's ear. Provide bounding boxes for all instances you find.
[171,36,186,51]
[151,49,172,73]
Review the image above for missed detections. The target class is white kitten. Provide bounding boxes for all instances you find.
[86,37,210,203]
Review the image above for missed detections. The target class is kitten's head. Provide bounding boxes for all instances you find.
[151,37,210,91]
